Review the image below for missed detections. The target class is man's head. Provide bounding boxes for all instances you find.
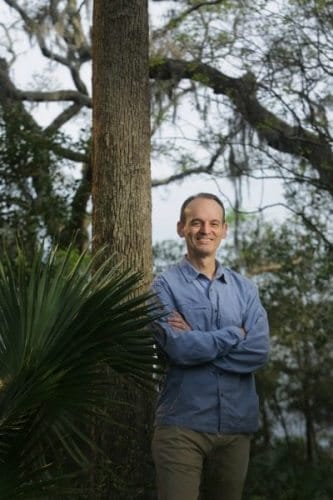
[177,193,227,260]
[179,193,226,224]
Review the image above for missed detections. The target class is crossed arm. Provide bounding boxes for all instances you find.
[153,281,269,374]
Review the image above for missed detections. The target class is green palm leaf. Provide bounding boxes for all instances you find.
[0,244,160,499]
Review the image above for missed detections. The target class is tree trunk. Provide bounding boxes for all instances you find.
[92,0,151,281]
[92,1,153,498]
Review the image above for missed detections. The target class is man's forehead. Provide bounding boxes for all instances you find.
[184,198,224,217]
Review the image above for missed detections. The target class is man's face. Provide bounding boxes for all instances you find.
[177,197,227,259]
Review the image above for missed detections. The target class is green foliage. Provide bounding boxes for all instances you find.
[0,105,86,252]
[0,243,159,499]
[244,439,333,500]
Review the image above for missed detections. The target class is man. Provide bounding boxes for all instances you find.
[151,193,269,500]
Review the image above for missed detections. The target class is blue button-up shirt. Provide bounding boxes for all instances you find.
[152,257,269,434]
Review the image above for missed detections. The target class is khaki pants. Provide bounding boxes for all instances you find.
[151,425,251,500]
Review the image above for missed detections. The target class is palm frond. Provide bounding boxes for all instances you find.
[0,243,160,498]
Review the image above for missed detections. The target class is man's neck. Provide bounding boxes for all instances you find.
[185,254,217,280]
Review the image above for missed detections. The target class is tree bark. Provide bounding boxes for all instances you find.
[92,1,153,499]
[92,0,152,281]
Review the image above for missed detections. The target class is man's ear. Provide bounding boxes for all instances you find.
[222,222,228,239]
[177,221,185,237]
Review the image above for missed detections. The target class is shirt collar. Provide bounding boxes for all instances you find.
[179,256,227,283]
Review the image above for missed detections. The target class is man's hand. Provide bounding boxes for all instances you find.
[167,311,191,332]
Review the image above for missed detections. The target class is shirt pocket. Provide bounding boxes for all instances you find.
[176,302,211,331]
[220,299,245,329]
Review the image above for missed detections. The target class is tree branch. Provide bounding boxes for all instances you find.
[152,0,225,39]
[150,58,333,193]
[18,89,91,107]
[50,144,88,162]
[248,256,304,276]
[45,103,84,133]
[58,159,92,251]
[152,142,225,186]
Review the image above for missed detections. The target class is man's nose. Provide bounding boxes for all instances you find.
[200,222,210,233]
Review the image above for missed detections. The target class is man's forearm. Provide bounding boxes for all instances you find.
[154,319,244,366]
[212,312,269,373]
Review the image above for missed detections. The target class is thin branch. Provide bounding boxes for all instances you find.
[50,144,88,163]
[248,256,304,276]
[152,142,225,186]
[214,189,333,248]
[152,0,224,39]
[18,89,91,107]
[3,0,32,26]
[45,103,84,133]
